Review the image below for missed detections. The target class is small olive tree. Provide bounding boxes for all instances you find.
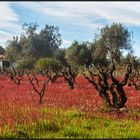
[60,65,79,89]
[29,75,50,104]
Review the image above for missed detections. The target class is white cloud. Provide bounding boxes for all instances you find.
[0,2,18,22]
[17,2,105,31]
[18,2,140,28]
[0,2,21,47]
[0,31,12,39]
[0,21,21,33]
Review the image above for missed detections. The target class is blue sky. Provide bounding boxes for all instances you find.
[0,2,140,57]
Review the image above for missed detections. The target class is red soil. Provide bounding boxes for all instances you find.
[0,76,140,111]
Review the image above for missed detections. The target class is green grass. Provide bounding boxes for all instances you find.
[0,107,140,138]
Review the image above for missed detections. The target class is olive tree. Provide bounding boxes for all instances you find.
[84,23,134,109]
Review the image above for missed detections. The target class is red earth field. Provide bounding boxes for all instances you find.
[0,76,140,127]
[0,76,140,109]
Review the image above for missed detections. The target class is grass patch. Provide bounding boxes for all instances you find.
[0,107,140,138]
[0,125,16,138]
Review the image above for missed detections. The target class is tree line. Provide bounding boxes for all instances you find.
[0,22,140,110]
[0,22,139,71]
